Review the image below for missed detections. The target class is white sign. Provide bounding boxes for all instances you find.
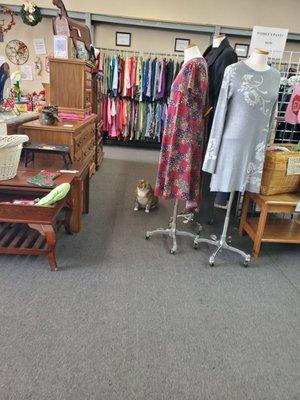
[21,65,33,81]
[53,35,69,59]
[33,38,46,55]
[250,26,288,59]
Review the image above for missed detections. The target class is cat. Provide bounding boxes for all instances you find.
[134,179,158,213]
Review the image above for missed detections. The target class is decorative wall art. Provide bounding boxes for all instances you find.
[0,6,16,42]
[174,38,190,52]
[20,1,43,27]
[234,43,249,58]
[116,32,131,47]
[5,40,29,65]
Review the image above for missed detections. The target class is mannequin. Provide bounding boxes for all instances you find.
[181,44,203,214]
[212,34,226,48]
[184,44,202,63]
[199,35,238,224]
[147,44,208,253]
[244,48,270,71]
[196,50,280,266]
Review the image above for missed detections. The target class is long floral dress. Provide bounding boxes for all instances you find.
[155,57,208,204]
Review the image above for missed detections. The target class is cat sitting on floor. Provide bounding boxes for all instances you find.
[134,179,158,213]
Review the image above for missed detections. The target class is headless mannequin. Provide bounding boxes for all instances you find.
[181,44,203,213]
[199,34,238,224]
[146,44,207,252]
[184,44,203,63]
[244,48,270,71]
[212,34,226,48]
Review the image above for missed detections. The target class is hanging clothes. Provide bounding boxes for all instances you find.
[285,83,300,125]
[155,57,208,204]
[100,52,184,144]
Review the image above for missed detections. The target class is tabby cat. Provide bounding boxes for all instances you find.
[134,179,158,213]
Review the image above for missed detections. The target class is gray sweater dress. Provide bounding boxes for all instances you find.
[202,61,281,193]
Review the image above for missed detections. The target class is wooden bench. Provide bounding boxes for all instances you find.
[23,142,72,168]
[0,172,75,271]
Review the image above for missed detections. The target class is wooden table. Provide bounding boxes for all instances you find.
[17,159,90,233]
[0,172,76,271]
[239,192,300,258]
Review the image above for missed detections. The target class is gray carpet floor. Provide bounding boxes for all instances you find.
[0,146,299,400]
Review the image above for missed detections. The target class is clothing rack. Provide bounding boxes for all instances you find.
[98,47,184,59]
[98,49,183,149]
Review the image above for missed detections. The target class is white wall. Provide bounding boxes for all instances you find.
[1,13,300,94]
[4,0,300,33]
[94,24,211,54]
[0,16,54,93]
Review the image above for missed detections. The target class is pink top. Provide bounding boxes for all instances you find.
[285,83,300,125]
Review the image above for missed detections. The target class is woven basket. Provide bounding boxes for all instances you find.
[261,145,300,195]
[0,135,29,181]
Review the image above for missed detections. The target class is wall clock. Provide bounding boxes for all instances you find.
[5,40,29,65]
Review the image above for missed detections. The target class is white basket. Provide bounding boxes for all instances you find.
[0,135,29,180]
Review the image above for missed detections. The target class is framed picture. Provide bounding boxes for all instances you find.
[174,38,190,53]
[234,43,249,58]
[116,32,131,47]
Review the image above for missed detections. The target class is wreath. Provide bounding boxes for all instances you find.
[20,1,42,26]
[0,6,16,34]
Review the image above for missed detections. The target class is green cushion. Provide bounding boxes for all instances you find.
[36,183,71,207]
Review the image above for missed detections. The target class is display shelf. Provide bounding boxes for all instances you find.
[247,218,300,243]
[239,191,300,258]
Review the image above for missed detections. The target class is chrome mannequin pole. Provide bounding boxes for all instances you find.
[194,192,251,267]
[146,199,198,254]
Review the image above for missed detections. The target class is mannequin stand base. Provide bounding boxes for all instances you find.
[193,236,251,267]
[145,199,198,254]
[193,191,251,267]
[146,228,196,254]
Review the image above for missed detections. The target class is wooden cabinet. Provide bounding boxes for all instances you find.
[20,115,99,175]
[49,58,94,115]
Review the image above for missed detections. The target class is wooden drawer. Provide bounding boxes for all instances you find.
[74,136,95,163]
[73,123,95,152]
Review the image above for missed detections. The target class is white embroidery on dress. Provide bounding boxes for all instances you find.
[242,140,267,192]
[221,64,237,90]
[205,138,217,161]
[238,74,271,115]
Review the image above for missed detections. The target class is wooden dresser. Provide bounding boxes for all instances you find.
[19,115,99,175]
[49,58,93,115]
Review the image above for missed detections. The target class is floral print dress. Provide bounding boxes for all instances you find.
[202,61,281,193]
[155,57,208,203]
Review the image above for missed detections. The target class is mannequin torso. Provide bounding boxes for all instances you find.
[244,48,270,71]
[184,45,202,64]
[212,34,226,48]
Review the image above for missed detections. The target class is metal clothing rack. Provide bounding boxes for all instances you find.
[98,47,184,59]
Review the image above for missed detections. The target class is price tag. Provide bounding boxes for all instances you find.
[287,157,300,176]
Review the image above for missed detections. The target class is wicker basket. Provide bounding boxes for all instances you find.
[261,145,300,195]
[0,135,29,181]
